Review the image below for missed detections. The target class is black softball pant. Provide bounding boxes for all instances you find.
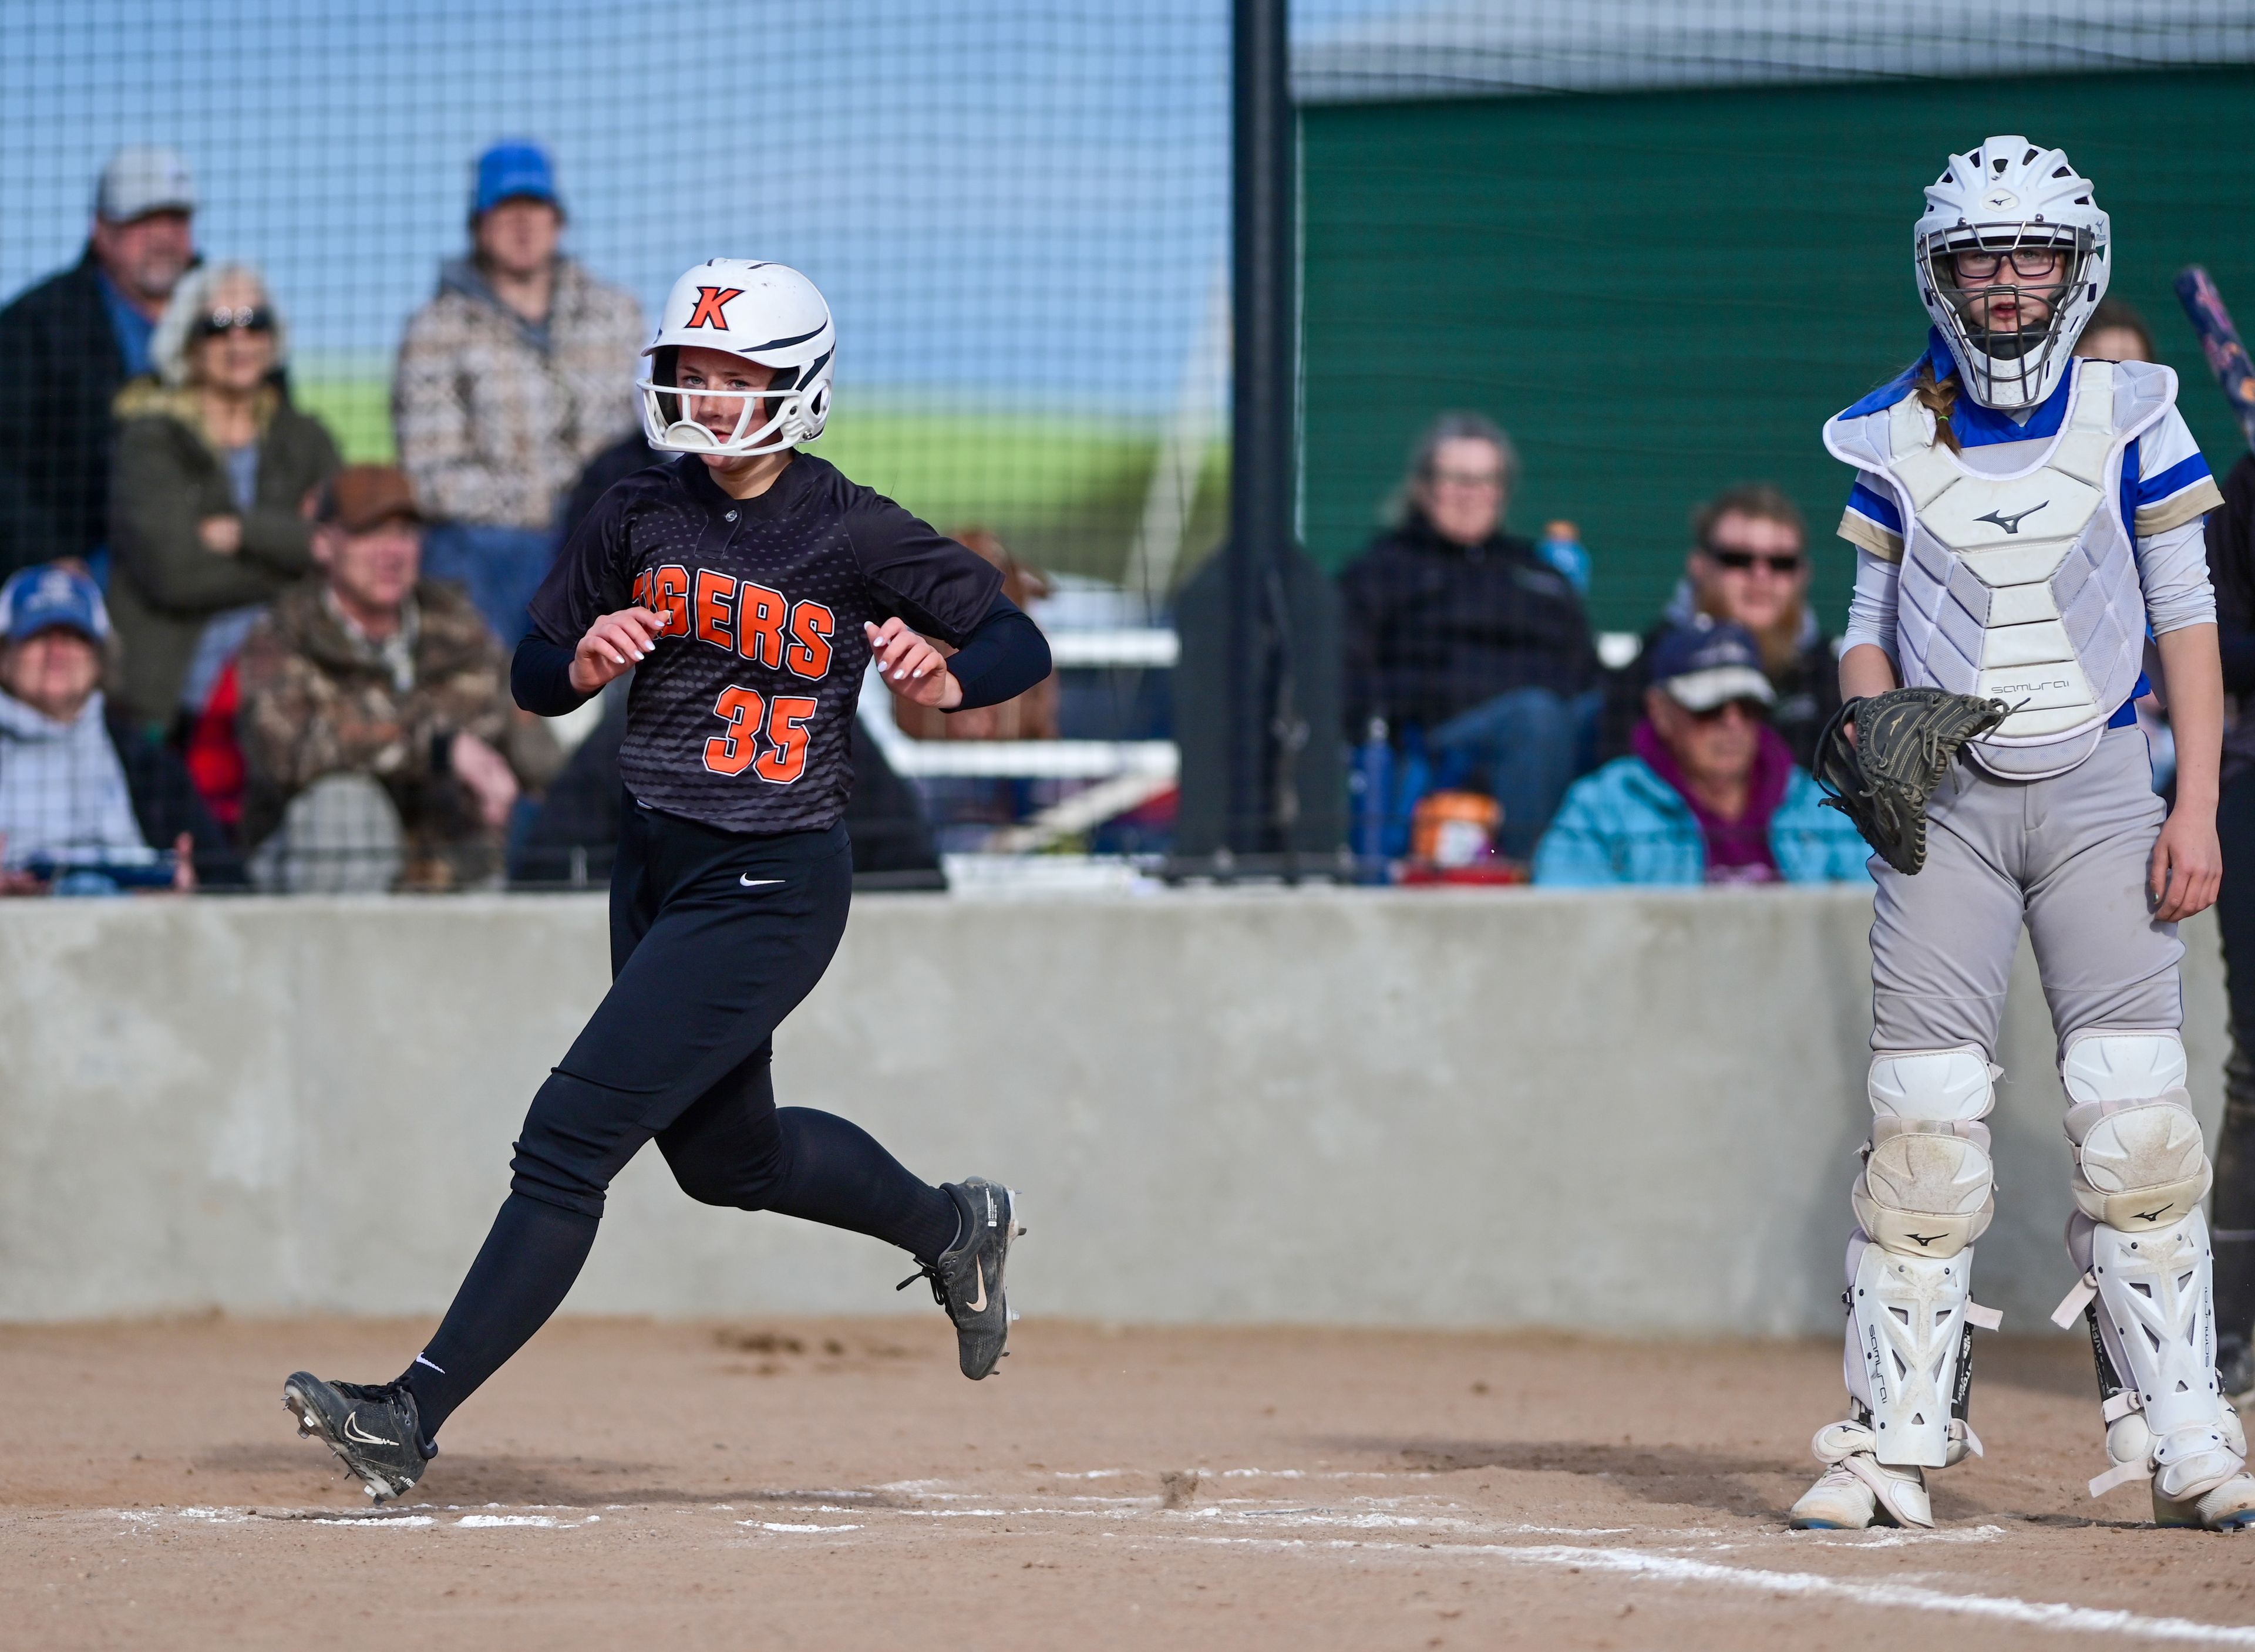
[403,804,958,1439]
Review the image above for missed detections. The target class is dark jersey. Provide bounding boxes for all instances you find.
[527,452,1003,834]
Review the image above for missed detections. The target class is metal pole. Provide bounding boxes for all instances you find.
[1230,0,1295,855]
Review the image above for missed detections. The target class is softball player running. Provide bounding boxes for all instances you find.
[282,261,1048,1501]
[1789,138,2255,1532]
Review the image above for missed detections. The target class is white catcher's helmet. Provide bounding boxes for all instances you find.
[639,259,835,455]
[1917,136,2109,412]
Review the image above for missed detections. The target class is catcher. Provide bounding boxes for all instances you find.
[1790,136,2252,1532]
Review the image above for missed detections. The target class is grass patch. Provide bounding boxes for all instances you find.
[285,376,1227,586]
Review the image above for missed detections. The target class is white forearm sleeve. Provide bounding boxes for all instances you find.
[2138,517,2218,635]
[1842,547,1901,660]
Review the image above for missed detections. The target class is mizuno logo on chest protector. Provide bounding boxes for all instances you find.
[1973,501,2048,535]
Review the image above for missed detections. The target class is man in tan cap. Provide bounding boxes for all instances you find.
[235,465,560,890]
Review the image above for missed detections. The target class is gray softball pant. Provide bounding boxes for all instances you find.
[1870,725,2181,1059]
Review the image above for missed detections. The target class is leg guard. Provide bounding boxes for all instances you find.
[2049,1030,2255,1525]
[1807,1046,2005,1524]
[1850,1047,2002,1471]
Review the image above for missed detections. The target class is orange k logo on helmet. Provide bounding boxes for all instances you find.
[686,286,744,329]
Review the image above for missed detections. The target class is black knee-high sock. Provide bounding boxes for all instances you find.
[400,1192,601,1439]
[768,1107,961,1262]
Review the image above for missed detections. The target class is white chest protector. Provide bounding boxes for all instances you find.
[1825,360,2176,780]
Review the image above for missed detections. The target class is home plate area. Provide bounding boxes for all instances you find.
[5,1316,2254,1651]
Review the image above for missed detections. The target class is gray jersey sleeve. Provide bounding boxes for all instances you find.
[1843,546,1901,662]
[2138,516,2218,635]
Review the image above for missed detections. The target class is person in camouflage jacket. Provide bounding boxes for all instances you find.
[235,466,561,889]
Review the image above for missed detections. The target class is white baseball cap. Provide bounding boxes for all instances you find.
[96,146,196,222]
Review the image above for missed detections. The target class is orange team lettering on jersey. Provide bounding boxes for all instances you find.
[694,568,736,650]
[704,686,762,776]
[785,601,835,680]
[652,565,691,635]
[631,570,653,609]
[737,582,787,669]
[754,696,819,784]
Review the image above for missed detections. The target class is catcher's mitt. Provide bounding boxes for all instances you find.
[1810,687,2008,875]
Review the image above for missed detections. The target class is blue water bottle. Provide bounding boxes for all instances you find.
[1539,520,1590,597]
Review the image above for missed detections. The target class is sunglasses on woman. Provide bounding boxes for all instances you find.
[192,305,275,339]
[1704,546,1803,575]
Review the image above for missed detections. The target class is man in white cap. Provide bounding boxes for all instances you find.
[0,146,200,576]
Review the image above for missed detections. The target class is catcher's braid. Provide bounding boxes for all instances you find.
[1812,687,2009,875]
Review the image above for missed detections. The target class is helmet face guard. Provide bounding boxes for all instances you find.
[637,350,832,457]
[1920,222,2092,412]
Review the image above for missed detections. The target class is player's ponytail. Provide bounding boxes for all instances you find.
[1909,360,1963,453]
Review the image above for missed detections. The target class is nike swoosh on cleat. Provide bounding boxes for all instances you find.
[966,1265,988,1314]
[739,875,783,888]
[343,1412,398,1448]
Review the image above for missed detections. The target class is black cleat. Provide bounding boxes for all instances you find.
[900,1178,1024,1379]
[282,1371,433,1501]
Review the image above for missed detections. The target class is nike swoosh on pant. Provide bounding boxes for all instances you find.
[739,876,783,888]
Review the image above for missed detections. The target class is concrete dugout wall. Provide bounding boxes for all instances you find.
[0,889,2227,1334]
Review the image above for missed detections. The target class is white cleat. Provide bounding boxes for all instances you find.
[1789,1421,1933,1529]
[2155,1470,2255,1531]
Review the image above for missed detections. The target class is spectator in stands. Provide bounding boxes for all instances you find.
[1533,619,1867,886]
[0,146,198,578]
[2076,296,2156,364]
[1600,484,1840,770]
[893,528,1058,741]
[108,263,341,733]
[236,466,560,892]
[1339,412,1598,859]
[393,140,642,646]
[0,563,230,892]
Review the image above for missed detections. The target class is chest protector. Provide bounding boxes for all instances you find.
[1825,360,2175,780]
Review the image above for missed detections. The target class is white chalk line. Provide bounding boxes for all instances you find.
[1163,1533,2255,1646]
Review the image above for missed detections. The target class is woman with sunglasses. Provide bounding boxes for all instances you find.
[1790,138,2251,1533]
[109,262,339,733]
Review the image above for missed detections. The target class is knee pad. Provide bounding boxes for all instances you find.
[2061,1030,2209,1232]
[1855,1046,1998,1259]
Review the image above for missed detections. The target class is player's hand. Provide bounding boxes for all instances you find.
[449,730,521,829]
[2150,805,2222,922]
[570,606,667,694]
[866,618,962,710]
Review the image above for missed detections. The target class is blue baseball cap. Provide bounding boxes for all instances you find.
[1647,619,1774,712]
[0,563,110,645]
[473,140,560,218]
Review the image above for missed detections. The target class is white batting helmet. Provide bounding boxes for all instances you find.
[1916,136,2110,412]
[638,259,835,455]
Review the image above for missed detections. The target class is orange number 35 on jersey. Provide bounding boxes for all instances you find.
[704,688,819,783]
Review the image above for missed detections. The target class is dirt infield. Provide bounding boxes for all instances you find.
[5,1316,2255,1651]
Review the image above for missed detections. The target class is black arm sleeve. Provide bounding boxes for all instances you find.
[513,632,593,717]
[945,593,1052,711]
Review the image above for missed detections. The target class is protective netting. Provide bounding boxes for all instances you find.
[4,3,2255,893]
[0,1,1226,888]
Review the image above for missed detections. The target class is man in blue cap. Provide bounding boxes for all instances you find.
[1533,618,1868,885]
[393,140,642,648]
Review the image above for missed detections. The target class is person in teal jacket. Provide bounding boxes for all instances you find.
[1533,620,1870,886]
